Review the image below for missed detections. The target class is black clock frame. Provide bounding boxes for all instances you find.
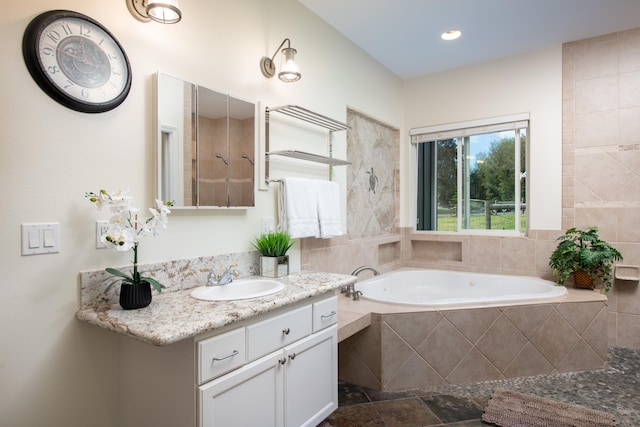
[22,10,132,113]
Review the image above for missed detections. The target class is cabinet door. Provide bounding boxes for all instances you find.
[284,325,337,427]
[198,350,284,427]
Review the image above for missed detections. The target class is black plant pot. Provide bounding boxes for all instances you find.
[119,281,152,310]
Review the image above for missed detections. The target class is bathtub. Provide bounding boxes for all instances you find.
[358,268,567,306]
[339,268,607,391]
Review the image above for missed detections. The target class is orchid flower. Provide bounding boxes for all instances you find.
[85,190,174,292]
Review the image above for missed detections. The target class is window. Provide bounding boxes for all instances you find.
[411,114,528,235]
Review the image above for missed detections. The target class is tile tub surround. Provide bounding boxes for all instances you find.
[76,269,355,346]
[302,227,640,349]
[336,289,608,391]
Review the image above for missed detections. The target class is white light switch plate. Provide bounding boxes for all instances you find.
[21,223,60,255]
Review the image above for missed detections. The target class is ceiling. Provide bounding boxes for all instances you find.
[298,0,640,79]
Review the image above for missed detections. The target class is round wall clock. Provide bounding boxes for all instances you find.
[22,10,132,113]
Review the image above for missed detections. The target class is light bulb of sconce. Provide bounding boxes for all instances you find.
[147,0,182,24]
[278,47,301,82]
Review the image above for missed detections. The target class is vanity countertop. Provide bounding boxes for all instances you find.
[75,271,355,346]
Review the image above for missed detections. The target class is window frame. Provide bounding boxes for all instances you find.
[410,113,529,237]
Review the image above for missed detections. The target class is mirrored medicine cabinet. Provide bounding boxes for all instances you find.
[155,72,256,208]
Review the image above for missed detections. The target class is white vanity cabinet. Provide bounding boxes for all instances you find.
[197,295,338,427]
[80,272,356,427]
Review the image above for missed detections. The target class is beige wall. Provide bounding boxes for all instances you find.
[403,45,563,231]
[0,1,402,426]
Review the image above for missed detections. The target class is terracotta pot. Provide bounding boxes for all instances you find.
[119,281,152,310]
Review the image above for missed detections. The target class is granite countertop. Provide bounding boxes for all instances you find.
[76,271,356,346]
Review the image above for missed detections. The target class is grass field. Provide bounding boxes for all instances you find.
[437,212,526,231]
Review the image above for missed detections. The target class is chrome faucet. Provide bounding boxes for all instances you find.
[342,266,380,300]
[351,266,380,277]
[207,264,239,286]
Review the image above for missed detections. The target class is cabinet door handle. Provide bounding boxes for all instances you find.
[321,311,337,319]
[288,353,296,361]
[279,358,287,365]
[212,350,239,362]
[282,328,291,335]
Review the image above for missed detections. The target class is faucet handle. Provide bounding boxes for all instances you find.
[225,264,239,276]
[342,283,355,298]
[206,270,218,285]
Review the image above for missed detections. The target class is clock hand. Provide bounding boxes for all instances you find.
[79,36,89,63]
[60,46,85,62]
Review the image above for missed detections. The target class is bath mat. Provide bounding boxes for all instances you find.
[482,388,615,427]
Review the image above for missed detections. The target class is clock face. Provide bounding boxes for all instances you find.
[23,10,132,113]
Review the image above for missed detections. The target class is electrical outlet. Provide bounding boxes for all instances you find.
[96,220,109,249]
[261,217,274,234]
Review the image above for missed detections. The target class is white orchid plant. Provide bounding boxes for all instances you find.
[86,189,173,293]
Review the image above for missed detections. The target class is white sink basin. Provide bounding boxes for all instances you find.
[190,279,285,301]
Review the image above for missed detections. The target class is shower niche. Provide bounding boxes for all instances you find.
[155,72,256,208]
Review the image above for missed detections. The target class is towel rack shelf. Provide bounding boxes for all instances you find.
[265,105,350,184]
[267,105,349,132]
[266,150,351,166]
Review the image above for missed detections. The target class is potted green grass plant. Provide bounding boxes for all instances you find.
[252,231,295,277]
[549,226,622,293]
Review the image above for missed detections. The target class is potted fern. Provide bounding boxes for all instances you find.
[252,231,295,277]
[549,226,622,293]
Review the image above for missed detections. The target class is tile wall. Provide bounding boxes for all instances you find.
[338,300,608,390]
[563,28,640,349]
[346,108,400,239]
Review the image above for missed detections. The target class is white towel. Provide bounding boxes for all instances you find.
[317,180,343,238]
[278,178,319,238]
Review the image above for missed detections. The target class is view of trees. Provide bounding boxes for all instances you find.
[418,131,526,231]
[435,135,526,208]
[471,135,526,204]
[436,139,457,207]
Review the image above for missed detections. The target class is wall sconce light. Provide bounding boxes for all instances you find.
[127,0,182,24]
[260,38,301,83]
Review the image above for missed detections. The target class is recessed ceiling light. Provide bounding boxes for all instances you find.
[441,30,462,41]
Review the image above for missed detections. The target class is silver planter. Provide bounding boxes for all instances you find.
[260,255,289,278]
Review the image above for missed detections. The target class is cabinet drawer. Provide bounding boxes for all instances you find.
[313,296,338,332]
[198,327,246,384]
[247,304,312,361]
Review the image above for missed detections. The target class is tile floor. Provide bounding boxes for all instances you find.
[321,346,640,426]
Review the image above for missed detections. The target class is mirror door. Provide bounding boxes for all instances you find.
[197,86,229,207]
[156,73,255,208]
[229,97,255,207]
